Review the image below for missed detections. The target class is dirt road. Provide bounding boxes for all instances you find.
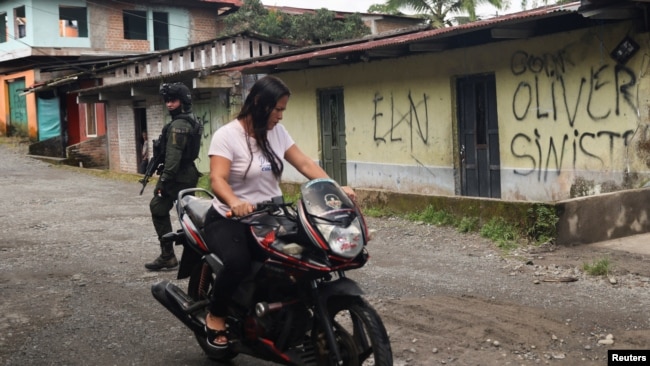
[1,141,649,365]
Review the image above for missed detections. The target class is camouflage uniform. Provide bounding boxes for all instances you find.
[145,82,200,270]
[150,115,200,241]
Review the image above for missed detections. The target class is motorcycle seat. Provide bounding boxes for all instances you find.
[182,196,213,229]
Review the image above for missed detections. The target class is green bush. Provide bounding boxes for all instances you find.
[480,217,519,250]
[582,258,611,276]
[457,216,479,233]
[408,205,456,226]
[526,204,558,243]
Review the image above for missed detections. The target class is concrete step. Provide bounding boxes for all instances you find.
[27,154,69,165]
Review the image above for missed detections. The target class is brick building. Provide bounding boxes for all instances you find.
[0,0,240,166]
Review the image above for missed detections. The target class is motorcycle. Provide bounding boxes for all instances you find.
[151,178,393,365]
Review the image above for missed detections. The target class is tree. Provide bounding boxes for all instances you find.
[222,0,370,45]
[380,0,504,28]
[367,3,403,15]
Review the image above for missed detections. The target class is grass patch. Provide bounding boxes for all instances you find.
[582,257,611,276]
[457,216,479,233]
[407,205,456,226]
[526,204,558,244]
[360,206,392,217]
[362,202,526,250]
[479,217,520,251]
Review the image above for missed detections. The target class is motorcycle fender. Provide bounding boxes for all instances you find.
[177,246,201,279]
[313,277,364,363]
[318,277,364,303]
[204,253,225,275]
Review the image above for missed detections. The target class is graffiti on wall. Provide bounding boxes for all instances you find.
[372,91,430,150]
[509,47,638,181]
[196,111,211,139]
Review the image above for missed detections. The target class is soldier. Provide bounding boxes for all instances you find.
[145,82,201,270]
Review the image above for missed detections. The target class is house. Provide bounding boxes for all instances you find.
[25,0,648,205]
[66,24,428,174]
[0,0,240,165]
[218,1,649,205]
[0,0,422,170]
[5,0,649,243]
[191,0,649,245]
[73,31,293,173]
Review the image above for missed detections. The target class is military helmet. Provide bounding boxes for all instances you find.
[159,82,192,107]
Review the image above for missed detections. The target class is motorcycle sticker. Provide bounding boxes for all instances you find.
[324,194,342,209]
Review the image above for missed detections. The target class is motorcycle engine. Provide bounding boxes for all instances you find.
[251,304,312,350]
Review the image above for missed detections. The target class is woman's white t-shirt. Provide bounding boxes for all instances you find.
[208,119,295,216]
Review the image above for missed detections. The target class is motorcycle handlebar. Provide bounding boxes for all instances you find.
[225,203,258,219]
[225,198,290,219]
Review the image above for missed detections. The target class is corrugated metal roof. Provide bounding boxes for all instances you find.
[199,0,242,6]
[229,1,581,73]
[68,1,587,95]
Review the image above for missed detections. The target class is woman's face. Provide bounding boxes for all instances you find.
[266,95,289,130]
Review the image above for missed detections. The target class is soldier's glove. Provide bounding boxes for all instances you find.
[155,177,170,198]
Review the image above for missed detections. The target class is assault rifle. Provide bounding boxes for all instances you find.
[139,138,165,195]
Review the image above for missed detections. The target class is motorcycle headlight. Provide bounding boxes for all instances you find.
[316,217,364,259]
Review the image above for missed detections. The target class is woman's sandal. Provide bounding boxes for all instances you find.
[205,325,229,350]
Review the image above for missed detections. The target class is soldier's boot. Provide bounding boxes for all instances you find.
[144,240,178,271]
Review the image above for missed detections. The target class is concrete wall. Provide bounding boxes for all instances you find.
[282,179,650,246]
[556,187,650,245]
[273,21,650,203]
[281,181,650,246]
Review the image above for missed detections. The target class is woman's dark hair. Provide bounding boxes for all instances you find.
[237,76,291,180]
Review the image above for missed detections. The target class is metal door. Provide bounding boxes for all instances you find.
[8,79,28,137]
[318,89,347,185]
[457,74,501,198]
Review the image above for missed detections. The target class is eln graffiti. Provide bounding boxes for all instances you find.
[372,91,430,150]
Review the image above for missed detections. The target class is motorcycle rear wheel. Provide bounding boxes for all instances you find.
[187,263,238,361]
[320,296,393,366]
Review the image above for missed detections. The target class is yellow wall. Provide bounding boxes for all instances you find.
[275,21,650,201]
[497,25,648,173]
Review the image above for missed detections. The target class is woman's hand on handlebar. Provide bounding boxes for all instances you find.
[228,199,254,218]
[341,185,356,201]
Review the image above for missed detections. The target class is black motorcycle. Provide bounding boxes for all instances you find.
[151,178,393,365]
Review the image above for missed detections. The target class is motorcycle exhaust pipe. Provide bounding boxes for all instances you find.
[152,280,205,333]
[255,300,299,317]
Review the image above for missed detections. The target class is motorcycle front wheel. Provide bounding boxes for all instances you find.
[318,296,393,366]
[187,262,238,361]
